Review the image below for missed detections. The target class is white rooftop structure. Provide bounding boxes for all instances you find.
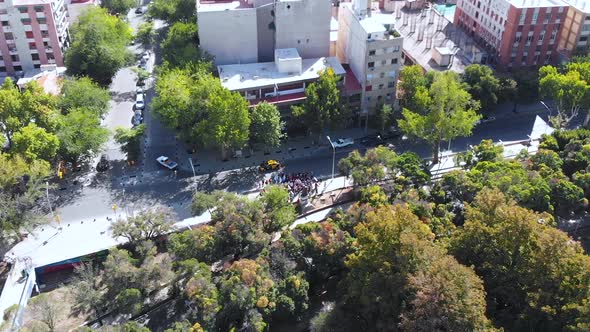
[218,49,346,91]
[561,0,590,12]
[508,0,567,8]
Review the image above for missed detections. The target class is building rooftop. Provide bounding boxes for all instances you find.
[508,0,567,8]
[360,18,386,34]
[17,66,66,95]
[275,48,300,61]
[197,0,253,12]
[218,56,346,91]
[561,0,590,13]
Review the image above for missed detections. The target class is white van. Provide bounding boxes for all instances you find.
[135,93,145,110]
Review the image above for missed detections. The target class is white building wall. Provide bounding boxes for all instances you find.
[198,8,259,65]
[3,0,33,74]
[274,0,331,59]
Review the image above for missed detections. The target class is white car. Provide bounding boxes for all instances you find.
[135,93,145,110]
[333,138,354,148]
[476,116,496,125]
[156,156,178,170]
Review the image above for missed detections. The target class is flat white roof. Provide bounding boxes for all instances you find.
[275,48,301,60]
[218,56,346,91]
[508,0,566,8]
[371,12,396,26]
[562,0,590,13]
[197,0,253,12]
[435,46,455,55]
[360,18,386,34]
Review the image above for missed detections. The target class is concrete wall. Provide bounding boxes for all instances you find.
[256,3,275,62]
[274,0,331,59]
[198,8,259,65]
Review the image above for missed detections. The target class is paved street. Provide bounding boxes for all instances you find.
[45,8,563,226]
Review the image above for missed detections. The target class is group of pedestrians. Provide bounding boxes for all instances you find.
[260,172,320,199]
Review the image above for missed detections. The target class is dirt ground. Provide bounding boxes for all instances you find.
[20,286,88,331]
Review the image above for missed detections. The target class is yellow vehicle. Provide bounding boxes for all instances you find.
[259,160,282,172]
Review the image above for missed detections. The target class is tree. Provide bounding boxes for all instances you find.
[113,124,144,161]
[57,108,109,162]
[539,65,590,128]
[161,22,201,68]
[450,188,590,331]
[114,288,143,315]
[250,102,284,150]
[135,21,156,48]
[375,103,394,132]
[26,293,66,332]
[110,207,176,243]
[168,225,217,264]
[59,77,110,117]
[72,263,104,319]
[100,0,136,15]
[398,65,430,112]
[259,185,297,233]
[462,64,501,111]
[12,123,59,162]
[183,262,220,329]
[292,68,346,139]
[65,7,133,85]
[398,71,480,164]
[147,0,196,24]
[344,205,492,330]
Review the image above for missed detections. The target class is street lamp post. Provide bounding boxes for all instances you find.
[189,157,197,192]
[326,136,336,179]
[540,100,552,117]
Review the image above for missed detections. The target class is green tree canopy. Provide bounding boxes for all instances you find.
[292,68,347,139]
[398,65,431,112]
[59,77,110,117]
[398,71,480,164]
[57,108,109,162]
[462,64,501,111]
[450,188,590,331]
[147,0,195,24]
[250,102,284,150]
[65,7,133,85]
[12,123,59,162]
[135,21,156,48]
[161,22,202,68]
[100,0,136,15]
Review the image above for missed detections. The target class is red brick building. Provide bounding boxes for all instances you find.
[455,0,568,70]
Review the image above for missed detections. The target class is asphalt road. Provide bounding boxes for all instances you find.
[48,8,558,224]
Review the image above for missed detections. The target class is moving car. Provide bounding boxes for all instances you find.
[332,138,354,148]
[135,93,145,110]
[259,159,281,172]
[96,154,109,172]
[157,156,178,170]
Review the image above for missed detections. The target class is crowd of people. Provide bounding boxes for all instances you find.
[260,172,320,199]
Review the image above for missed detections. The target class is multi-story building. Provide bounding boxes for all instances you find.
[558,0,590,58]
[218,48,348,109]
[337,0,403,117]
[197,0,331,65]
[454,0,568,70]
[0,0,69,77]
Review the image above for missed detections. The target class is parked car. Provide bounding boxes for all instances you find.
[135,93,145,110]
[135,7,143,14]
[141,52,150,63]
[476,116,496,125]
[259,159,282,172]
[131,114,143,127]
[136,87,144,96]
[156,156,178,170]
[360,134,383,147]
[332,138,354,148]
[96,154,109,172]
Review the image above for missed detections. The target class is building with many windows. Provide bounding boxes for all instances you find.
[0,0,69,77]
[197,0,332,65]
[454,0,568,70]
[337,0,403,119]
[558,0,590,58]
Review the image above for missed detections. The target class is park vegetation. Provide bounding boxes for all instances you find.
[47,126,590,331]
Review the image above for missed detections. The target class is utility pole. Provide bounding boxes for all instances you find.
[326,136,336,179]
[189,157,198,192]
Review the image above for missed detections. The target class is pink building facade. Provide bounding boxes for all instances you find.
[0,0,69,77]
[455,0,568,70]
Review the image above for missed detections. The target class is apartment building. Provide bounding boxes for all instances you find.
[0,0,69,77]
[455,0,568,70]
[558,0,590,58]
[337,0,403,115]
[197,0,331,65]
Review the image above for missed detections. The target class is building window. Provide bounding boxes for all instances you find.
[369,50,375,56]
[11,55,19,62]
[37,17,46,24]
[18,6,27,13]
[0,67,5,72]
[581,36,588,41]
[25,31,34,38]
[0,9,6,14]
[46,53,54,60]
[4,32,12,40]
[391,58,398,64]
[34,64,40,68]
[388,81,395,88]
[34,5,44,12]
[1,21,8,26]
[381,60,387,65]
[379,72,385,79]
[31,54,39,60]
[365,85,372,92]
[21,18,31,25]
[13,65,22,71]
[378,84,384,90]
[392,45,400,52]
[41,31,49,38]
[28,42,36,49]
[368,62,375,68]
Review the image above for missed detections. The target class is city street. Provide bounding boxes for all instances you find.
[45,6,560,226]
